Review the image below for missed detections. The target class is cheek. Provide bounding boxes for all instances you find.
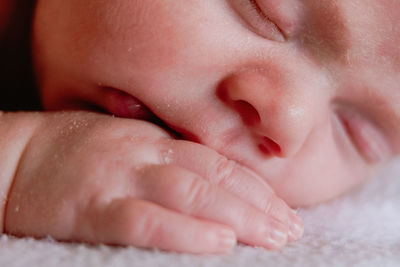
[35,1,187,73]
[269,122,369,207]
[77,3,201,98]
[98,0,266,87]
[95,1,206,72]
[95,3,235,111]
[34,0,199,106]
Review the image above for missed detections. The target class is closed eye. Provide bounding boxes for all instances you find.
[229,0,286,42]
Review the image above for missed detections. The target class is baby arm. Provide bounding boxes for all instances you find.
[1,111,303,254]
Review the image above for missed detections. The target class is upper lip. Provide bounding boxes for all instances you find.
[155,111,269,180]
[113,90,272,184]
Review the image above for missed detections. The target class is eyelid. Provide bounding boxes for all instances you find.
[253,0,303,37]
[249,0,287,40]
[229,0,286,42]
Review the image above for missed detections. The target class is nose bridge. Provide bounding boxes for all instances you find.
[220,68,319,158]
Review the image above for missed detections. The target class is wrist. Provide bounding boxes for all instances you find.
[0,111,41,232]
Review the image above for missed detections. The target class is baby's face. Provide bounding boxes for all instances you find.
[34,0,400,206]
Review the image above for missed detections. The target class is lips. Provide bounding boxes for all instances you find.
[103,87,202,142]
[104,87,156,120]
[103,88,276,185]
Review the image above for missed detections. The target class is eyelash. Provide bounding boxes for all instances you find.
[248,0,266,18]
[234,0,286,42]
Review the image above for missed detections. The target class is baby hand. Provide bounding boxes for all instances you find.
[5,112,303,254]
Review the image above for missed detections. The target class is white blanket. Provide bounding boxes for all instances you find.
[1,160,400,267]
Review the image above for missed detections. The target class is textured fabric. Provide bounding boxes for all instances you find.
[1,160,400,267]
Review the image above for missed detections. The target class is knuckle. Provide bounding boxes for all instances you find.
[264,196,288,222]
[182,177,214,214]
[240,205,263,230]
[262,194,275,215]
[210,156,236,186]
[155,139,176,165]
[129,205,163,246]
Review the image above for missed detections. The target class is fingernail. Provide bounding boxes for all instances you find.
[265,219,287,249]
[288,212,304,241]
[217,228,236,252]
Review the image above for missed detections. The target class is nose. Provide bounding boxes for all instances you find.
[218,69,316,158]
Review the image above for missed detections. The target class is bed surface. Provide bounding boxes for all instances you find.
[1,160,400,267]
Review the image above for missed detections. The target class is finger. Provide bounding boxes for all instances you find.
[288,210,304,242]
[137,164,290,249]
[157,138,283,212]
[92,198,237,254]
[156,139,303,240]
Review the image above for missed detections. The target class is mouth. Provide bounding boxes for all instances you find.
[102,87,273,183]
[103,87,202,142]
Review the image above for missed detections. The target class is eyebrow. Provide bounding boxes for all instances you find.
[301,0,352,62]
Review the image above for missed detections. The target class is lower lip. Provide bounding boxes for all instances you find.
[102,87,201,142]
[104,88,272,178]
[103,87,155,120]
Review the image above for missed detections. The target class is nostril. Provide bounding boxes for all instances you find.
[233,100,261,126]
[259,136,282,156]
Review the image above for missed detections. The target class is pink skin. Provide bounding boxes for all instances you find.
[4,0,395,253]
[34,0,400,205]
[4,111,303,253]
[2,1,304,253]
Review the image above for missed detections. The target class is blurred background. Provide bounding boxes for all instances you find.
[0,0,41,111]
